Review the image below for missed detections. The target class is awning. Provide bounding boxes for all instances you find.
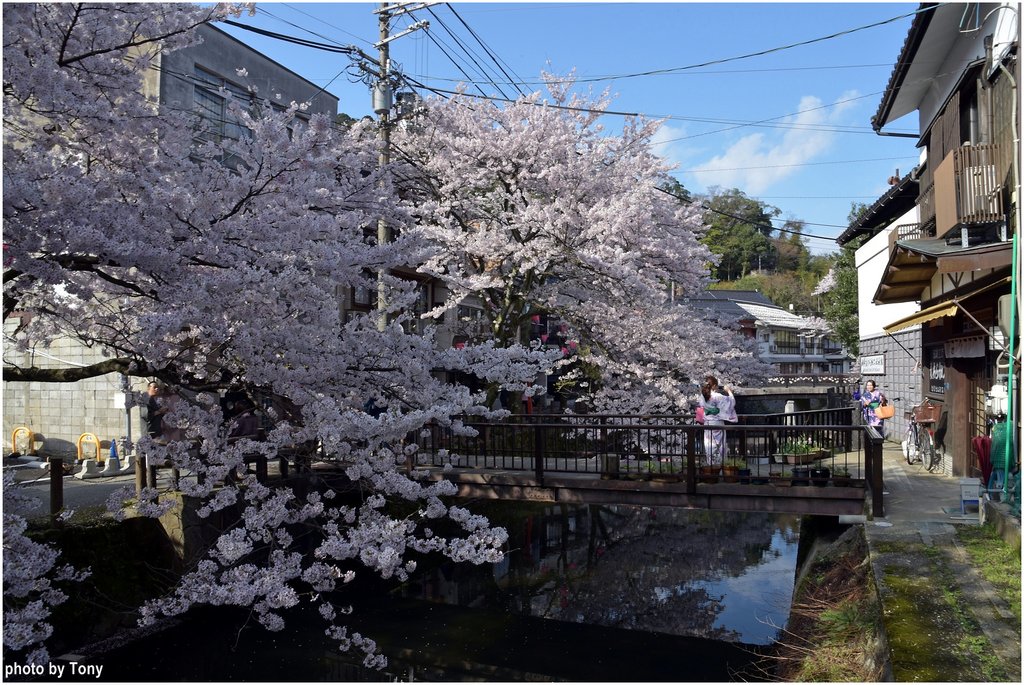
[882,276,1012,334]
[883,301,959,334]
[873,238,1013,305]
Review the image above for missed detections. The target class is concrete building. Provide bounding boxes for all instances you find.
[3,23,339,460]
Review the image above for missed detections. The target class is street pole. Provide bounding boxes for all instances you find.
[376,3,392,332]
[371,3,429,331]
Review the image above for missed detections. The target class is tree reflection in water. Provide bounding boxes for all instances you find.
[398,504,800,645]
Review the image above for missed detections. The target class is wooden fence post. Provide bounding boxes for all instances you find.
[866,427,885,518]
[685,425,697,494]
[533,420,545,484]
[255,454,268,483]
[135,454,146,497]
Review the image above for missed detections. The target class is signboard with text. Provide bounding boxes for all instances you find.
[860,354,885,375]
[928,347,946,395]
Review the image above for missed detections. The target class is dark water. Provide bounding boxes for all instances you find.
[68,505,800,682]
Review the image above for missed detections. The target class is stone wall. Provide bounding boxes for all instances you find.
[858,328,922,445]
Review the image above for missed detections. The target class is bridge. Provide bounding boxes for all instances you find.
[411,408,884,518]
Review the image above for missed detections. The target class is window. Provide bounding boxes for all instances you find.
[192,66,253,146]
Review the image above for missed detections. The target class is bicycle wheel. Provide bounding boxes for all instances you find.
[917,427,938,472]
[905,424,920,464]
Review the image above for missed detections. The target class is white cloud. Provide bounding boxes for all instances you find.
[650,121,697,170]
[681,91,861,194]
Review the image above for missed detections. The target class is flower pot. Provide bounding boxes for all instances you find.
[699,465,720,484]
[737,468,752,484]
[810,467,830,486]
[791,467,811,486]
[781,452,818,465]
[722,465,740,483]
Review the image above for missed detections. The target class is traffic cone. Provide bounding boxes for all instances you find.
[102,438,121,474]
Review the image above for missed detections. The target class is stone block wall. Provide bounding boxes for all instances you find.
[859,328,923,445]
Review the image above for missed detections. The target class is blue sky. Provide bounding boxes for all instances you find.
[218,2,923,254]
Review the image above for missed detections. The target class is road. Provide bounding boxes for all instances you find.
[6,457,138,519]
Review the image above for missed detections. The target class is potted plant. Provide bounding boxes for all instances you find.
[773,469,792,487]
[722,457,748,483]
[699,462,720,484]
[810,465,830,486]
[791,466,811,486]
[776,437,826,465]
[831,466,853,487]
[647,458,679,483]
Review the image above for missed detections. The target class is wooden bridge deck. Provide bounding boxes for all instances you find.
[419,466,868,516]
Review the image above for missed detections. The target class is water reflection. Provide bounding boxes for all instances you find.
[63,506,797,682]
[399,505,799,646]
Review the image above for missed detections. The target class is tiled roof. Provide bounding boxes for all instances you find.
[735,302,820,330]
[836,172,918,246]
[871,3,939,131]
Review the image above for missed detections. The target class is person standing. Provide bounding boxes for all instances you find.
[706,375,738,423]
[701,381,727,464]
[858,380,888,436]
[145,381,164,439]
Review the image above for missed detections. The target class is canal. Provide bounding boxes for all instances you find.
[71,504,803,681]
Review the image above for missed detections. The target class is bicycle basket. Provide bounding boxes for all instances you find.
[913,401,942,424]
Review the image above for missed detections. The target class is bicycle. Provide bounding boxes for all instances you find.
[902,398,942,472]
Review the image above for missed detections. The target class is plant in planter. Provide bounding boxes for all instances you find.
[791,466,812,486]
[698,461,720,484]
[776,437,827,465]
[830,466,853,487]
[722,457,748,483]
[773,469,793,486]
[810,465,830,486]
[646,458,679,482]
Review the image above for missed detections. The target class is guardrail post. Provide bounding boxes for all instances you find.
[135,453,146,496]
[685,425,697,494]
[865,427,885,518]
[533,420,545,484]
[48,457,63,521]
[255,454,268,483]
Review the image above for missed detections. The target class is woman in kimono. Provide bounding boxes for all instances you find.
[858,380,888,436]
[701,382,727,464]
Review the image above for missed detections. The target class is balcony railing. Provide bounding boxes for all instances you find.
[935,143,1004,237]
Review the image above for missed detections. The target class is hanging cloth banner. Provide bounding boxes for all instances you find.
[945,336,986,358]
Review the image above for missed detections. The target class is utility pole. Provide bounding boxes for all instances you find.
[375,3,392,331]
[371,3,430,331]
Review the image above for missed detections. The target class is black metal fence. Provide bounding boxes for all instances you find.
[413,406,885,515]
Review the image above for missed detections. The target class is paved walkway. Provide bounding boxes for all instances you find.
[866,443,1021,680]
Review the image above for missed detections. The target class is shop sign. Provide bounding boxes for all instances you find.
[860,354,885,375]
[928,347,946,395]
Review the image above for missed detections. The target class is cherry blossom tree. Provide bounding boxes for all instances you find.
[392,81,769,412]
[3,3,555,665]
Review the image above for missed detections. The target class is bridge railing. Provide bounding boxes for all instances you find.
[415,408,883,515]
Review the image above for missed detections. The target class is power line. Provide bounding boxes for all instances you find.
[418,7,513,100]
[450,5,937,87]
[444,3,528,97]
[405,62,897,86]
[218,19,914,138]
[277,4,374,47]
[399,14,494,100]
[675,155,918,174]
[657,186,840,243]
